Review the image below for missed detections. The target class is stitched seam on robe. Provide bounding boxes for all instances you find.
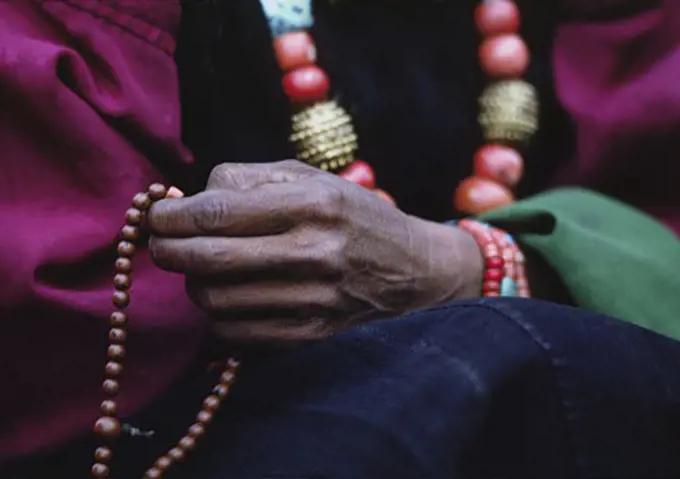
[39,0,176,55]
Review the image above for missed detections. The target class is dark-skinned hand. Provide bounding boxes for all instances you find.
[148,160,483,343]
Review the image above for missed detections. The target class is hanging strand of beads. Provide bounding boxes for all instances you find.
[260,0,396,204]
[454,0,539,215]
[91,184,240,479]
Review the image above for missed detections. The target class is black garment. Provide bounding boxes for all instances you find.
[6,299,680,478]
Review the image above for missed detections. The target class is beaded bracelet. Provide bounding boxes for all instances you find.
[456,219,531,298]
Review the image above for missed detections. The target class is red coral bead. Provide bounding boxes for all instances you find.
[479,34,529,78]
[473,145,524,187]
[282,66,330,104]
[273,31,317,71]
[339,160,376,189]
[486,256,504,269]
[454,176,515,214]
[482,280,501,293]
[475,0,520,37]
[485,269,504,281]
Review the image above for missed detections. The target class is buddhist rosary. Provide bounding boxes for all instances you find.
[92,1,531,476]
[91,184,240,478]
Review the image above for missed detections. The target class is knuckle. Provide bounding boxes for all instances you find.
[308,183,345,220]
[276,159,311,173]
[192,193,231,234]
[269,160,317,183]
[277,159,302,170]
[305,234,346,274]
[148,237,172,268]
[145,202,166,233]
[203,288,222,311]
[187,281,221,312]
[207,163,231,188]
[303,318,337,340]
[207,163,254,190]
[312,287,343,310]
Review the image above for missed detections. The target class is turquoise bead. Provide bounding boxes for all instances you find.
[500,276,518,297]
[260,0,314,37]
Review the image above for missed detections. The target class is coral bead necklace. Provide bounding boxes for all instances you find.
[263,0,537,215]
[455,0,538,214]
[91,1,536,477]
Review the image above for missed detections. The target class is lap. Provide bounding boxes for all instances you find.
[9,299,680,478]
[185,299,680,478]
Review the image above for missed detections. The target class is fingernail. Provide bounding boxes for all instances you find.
[167,186,185,198]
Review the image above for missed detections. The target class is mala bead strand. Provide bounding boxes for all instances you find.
[455,0,539,215]
[141,358,240,479]
[92,184,239,479]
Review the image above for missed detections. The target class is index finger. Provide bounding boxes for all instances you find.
[206,160,315,191]
[146,181,312,237]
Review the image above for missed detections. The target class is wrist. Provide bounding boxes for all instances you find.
[408,216,484,306]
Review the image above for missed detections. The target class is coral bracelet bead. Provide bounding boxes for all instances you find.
[473,145,524,187]
[474,0,520,36]
[454,176,514,214]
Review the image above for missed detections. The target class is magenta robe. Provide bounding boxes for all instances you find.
[554,1,680,233]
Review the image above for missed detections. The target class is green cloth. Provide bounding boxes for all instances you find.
[480,188,680,341]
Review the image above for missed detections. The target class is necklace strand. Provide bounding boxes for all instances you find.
[265,0,537,214]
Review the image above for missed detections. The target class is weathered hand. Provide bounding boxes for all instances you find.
[148,160,483,342]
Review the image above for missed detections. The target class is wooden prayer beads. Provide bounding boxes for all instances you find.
[91,184,240,479]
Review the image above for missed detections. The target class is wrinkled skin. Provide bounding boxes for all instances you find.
[148,160,483,343]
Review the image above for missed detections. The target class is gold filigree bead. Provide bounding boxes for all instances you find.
[290,101,358,172]
[478,80,539,144]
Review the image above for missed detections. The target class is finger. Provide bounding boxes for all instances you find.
[186,280,341,316]
[206,160,316,191]
[150,234,339,277]
[147,181,315,237]
[213,317,333,343]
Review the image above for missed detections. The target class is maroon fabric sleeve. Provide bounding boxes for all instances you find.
[0,0,207,459]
